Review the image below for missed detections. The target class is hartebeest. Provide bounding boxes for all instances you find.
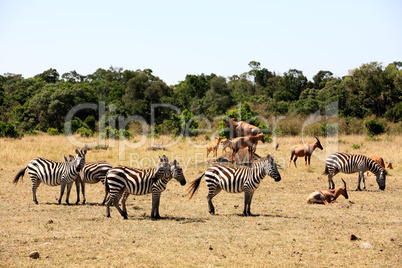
[307,178,348,205]
[289,136,323,168]
[230,133,265,163]
[225,118,260,137]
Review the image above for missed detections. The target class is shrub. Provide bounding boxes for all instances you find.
[100,127,133,139]
[77,127,94,137]
[47,127,60,135]
[364,118,385,136]
[0,122,21,138]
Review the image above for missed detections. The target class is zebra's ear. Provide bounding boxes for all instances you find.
[173,159,178,166]
[82,148,87,155]
[163,155,169,162]
[63,155,68,162]
[75,148,80,155]
[158,155,162,162]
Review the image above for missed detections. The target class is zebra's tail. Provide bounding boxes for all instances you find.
[187,172,205,200]
[13,166,27,184]
[323,164,329,175]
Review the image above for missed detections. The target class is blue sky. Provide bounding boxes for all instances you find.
[1,0,401,85]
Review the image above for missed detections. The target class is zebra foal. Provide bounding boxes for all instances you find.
[187,154,281,216]
[13,149,87,204]
[324,152,386,191]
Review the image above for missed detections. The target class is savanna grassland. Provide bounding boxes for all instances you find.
[0,134,401,267]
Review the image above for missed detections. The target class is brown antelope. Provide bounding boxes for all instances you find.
[206,137,222,158]
[230,133,265,163]
[307,178,348,205]
[225,118,260,137]
[221,139,232,153]
[289,136,323,168]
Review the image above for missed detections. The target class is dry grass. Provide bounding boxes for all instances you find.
[0,133,401,267]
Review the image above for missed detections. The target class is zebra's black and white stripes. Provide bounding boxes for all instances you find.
[13,149,87,204]
[187,154,281,216]
[324,152,386,190]
[72,161,113,205]
[105,155,186,219]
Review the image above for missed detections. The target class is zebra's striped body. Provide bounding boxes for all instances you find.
[13,149,87,204]
[106,155,186,219]
[187,154,281,216]
[324,152,386,190]
[73,161,113,205]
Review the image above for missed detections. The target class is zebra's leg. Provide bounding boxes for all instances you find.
[121,192,129,214]
[328,174,335,189]
[75,180,80,204]
[151,192,161,219]
[58,182,67,205]
[81,182,86,204]
[357,172,362,191]
[101,187,109,206]
[243,191,255,216]
[361,171,366,190]
[64,182,74,205]
[107,191,127,219]
[207,188,221,215]
[31,179,41,204]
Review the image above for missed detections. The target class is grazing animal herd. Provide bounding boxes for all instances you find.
[12,117,390,219]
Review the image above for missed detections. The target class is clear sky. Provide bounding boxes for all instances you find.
[1,0,401,85]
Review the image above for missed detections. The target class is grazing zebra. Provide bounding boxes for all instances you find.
[13,149,87,204]
[106,155,186,219]
[119,159,186,219]
[71,161,113,205]
[187,154,281,216]
[324,152,386,191]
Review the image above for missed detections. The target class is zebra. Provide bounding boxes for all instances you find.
[13,149,87,204]
[324,152,386,191]
[69,161,113,205]
[187,154,281,216]
[106,155,186,219]
[119,159,186,219]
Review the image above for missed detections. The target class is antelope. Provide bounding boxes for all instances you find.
[307,178,348,205]
[289,136,323,168]
[206,137,222,158]
[230,133,265,163]
[225,117,260,138]
[221,139,232,153]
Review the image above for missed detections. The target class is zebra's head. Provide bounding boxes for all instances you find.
[155,155,171,181]
[64,149,87,172]
[170,160,186,186]
[376,169,386,190]
[264,154,281,182]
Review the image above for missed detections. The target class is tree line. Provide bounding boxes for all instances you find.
[0,61,401,137]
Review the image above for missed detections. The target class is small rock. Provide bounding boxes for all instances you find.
[46,220,53,225]
[350,234,359,241]
[208,245,213,250]
[29,251,40,259]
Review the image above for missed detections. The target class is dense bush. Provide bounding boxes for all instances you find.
[364,118,385,136]
[0,122,21,138]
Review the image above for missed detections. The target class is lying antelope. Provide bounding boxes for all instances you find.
[206,137,222,158]
[307,178,348,205]
[289,136,323,168]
